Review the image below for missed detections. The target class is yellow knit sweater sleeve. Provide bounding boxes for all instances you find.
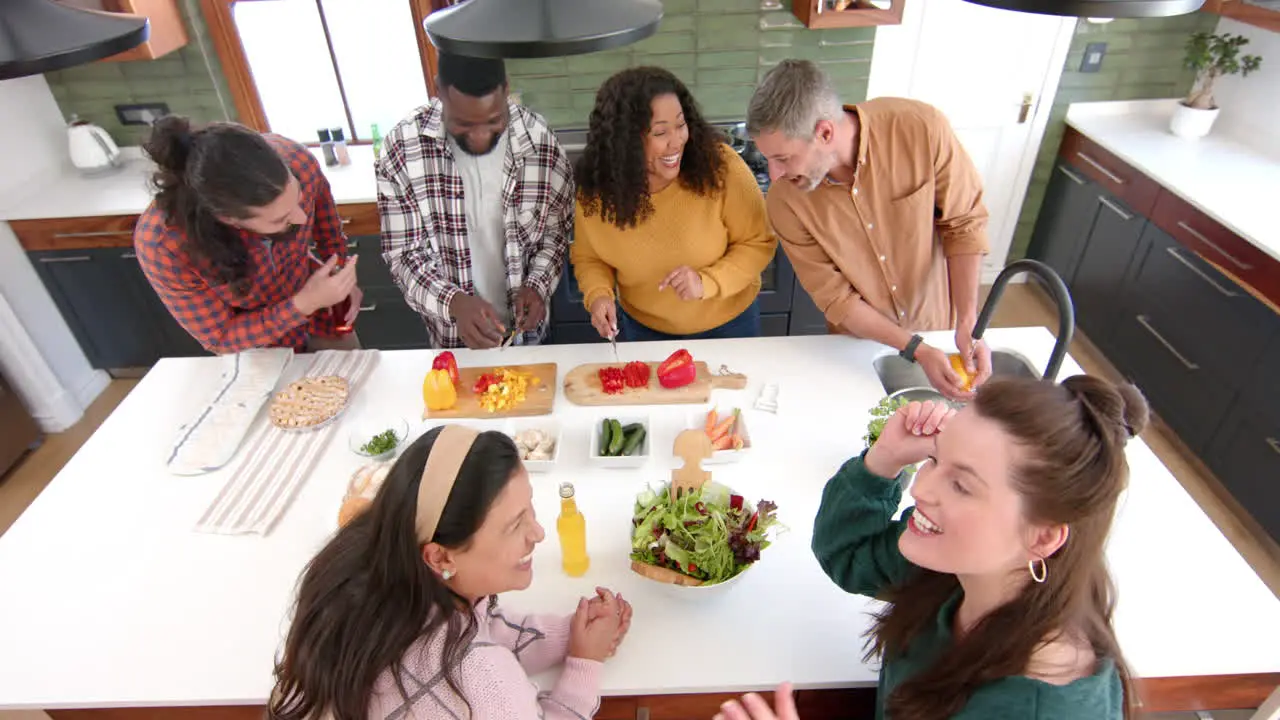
[569,201,618,312]
[699,149,778,299]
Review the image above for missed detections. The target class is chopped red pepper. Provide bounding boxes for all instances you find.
[473,372,500,394]
[657,349,697,389]
[623,361,651,388]
[746,512,760,533]
[432,351,460,387]
[689,563,697,574]
[730,494,744,511]
[598,366,626,394]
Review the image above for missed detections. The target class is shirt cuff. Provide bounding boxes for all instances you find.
[582,288,614,313]
[941,229,989,257]
[698,271,722,300]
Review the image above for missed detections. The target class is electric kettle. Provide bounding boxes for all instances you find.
[67,115,122,176]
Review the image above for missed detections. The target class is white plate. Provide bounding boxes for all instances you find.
[588,415,650,469]
[505,418,562,473]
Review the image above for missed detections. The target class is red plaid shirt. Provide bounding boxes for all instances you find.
[376,99,574,348]
[134,135,347,354]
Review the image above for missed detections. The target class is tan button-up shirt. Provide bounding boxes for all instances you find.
[767,98,989,332]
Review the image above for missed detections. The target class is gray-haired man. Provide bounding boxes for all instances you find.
[748,59,992,401]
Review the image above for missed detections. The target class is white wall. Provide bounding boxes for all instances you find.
[0,75,108,431]
[1212,17,1280,148]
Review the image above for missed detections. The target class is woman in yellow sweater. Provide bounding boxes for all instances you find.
[572,67,777,341]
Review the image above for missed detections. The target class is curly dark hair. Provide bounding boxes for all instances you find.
[576,67,725,229]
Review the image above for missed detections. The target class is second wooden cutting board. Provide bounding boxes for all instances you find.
[563,362,747,406]
[425,363,557,419]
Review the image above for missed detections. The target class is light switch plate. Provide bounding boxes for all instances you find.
[1080,42,1107,73]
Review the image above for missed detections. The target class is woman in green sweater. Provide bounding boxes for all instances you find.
[718,375,1148,720]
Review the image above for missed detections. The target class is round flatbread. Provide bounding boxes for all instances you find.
[269,375,349,429]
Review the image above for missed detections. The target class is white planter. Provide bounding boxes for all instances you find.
[1169,103,1221,139]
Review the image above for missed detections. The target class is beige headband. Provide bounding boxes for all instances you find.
[415,425,480,544]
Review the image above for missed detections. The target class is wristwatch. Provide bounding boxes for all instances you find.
[900,334,924,363]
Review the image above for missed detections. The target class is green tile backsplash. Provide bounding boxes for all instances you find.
[507,0,875,128]
[1007,12,1218,261]
[44,2,236,147]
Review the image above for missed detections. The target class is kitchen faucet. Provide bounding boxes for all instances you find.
[971,259,1075,382]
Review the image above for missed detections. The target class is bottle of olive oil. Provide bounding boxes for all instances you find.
[557,483,589,577]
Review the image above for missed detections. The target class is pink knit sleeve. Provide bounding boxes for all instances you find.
[484,599,572,674]
[459,644,603,720]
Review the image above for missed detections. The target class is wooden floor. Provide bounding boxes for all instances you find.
[0,284,1273,720]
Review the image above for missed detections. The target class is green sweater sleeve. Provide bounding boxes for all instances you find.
[811,454,917,598]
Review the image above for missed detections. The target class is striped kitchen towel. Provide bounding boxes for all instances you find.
[195,349,380,536]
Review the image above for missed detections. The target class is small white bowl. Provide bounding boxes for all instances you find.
[506,418,561,473]
[687,408,752,465]
[588,415,650,469]
[347,418,409,462]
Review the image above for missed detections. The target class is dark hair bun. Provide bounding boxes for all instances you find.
[1062,375,1149,441]
[143,115,194,188]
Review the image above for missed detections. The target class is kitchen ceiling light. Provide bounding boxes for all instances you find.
[423,0,663,59]
[0,0,149,81]
[961,0,1204,18]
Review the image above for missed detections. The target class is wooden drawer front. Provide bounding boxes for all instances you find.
[1059,129,1161,217]
[1110,309,1234,453]
[1151,190,1280,310]
[1127,226,1273,388]
[1208,407,1280,544]
[337,202,380,236]
[10,215,139,250]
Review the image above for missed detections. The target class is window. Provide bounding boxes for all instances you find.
[201,0,443,143]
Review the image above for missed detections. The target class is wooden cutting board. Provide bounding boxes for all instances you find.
[563,362,747,406]
[425,363,557,419]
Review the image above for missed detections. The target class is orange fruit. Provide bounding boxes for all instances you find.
[948,353,976,392]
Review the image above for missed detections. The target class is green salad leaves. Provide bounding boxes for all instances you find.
[630,483,779,585]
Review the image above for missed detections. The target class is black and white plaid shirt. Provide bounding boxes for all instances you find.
[376,99,574,348]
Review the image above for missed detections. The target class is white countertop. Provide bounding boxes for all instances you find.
[0,145,380,222]
[1066,99,1280,263]
[0,328,1277,710]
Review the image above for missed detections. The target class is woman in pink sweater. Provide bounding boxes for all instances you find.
[268,425,633,719]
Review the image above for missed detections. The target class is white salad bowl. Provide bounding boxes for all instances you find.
[628,481,772,600]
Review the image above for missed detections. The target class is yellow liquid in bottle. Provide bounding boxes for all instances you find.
[557,484,590,577]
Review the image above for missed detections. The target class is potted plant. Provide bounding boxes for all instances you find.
[1172,31,1263,139]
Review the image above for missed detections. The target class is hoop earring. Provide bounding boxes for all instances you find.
[1028,558,1047,584]
[442,569,456,581]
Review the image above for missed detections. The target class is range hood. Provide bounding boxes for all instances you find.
[962,0,1204,17]
[0,0,149,81]
[424,0,662,59]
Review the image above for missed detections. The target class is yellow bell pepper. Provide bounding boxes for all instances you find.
[423,368,457,411]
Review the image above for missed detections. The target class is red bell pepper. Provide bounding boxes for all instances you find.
[623,361,651,388]
[432,351,460,387]
[656,349,697,389]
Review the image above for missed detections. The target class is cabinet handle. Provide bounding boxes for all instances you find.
[636,709,650,720]
[346,240,358,249]
[120,252,137,259]
[1135,315,1199,371]
[1056,165,1086,185]
[1267,438,1280,456]
[38,255,92,263]
[1175,221,1253,271]
[359,303,378,312]
[1097,195,1132,221]
[51,230,133,238]
[340,217,352,225]
[1075,152,1125,185]
[1165,247,1238,298]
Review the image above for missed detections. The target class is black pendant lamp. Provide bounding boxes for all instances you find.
[424,0,663,59]
[0,0,149,81]
[962,0,1204,17]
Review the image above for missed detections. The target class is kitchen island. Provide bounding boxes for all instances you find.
[0,328,1277,719]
